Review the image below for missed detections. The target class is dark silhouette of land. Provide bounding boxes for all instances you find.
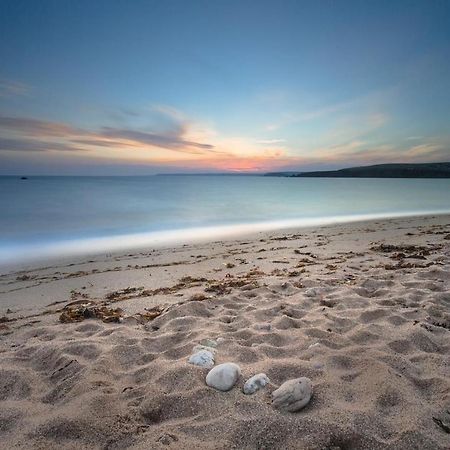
[265,162,450,178]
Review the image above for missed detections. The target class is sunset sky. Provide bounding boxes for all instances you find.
[1,0,450,174]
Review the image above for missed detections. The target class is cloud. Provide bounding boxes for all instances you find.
[0,137,84,152]
[0,111,215,155]
[0,115,80,137]
[406,136,423,141]
[256,139,286,145]
[100,127,214,152]
[0,79,30,97]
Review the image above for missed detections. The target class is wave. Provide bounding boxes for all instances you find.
[1,209,449,270]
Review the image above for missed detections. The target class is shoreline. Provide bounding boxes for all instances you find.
[2,210,450,273]
[0,214,449,449]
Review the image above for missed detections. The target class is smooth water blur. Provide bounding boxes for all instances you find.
[1,175,450,265]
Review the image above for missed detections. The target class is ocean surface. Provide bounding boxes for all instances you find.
[1,175,450,267]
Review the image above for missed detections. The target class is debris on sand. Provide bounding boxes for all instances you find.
[188,293,209,302]
[59,300,166,324]
[105,277,209,302]
[370,243,433,259]
[137,305,166,321]
[383,261,434,270]
[59,300,123,323]
[0,316,17,324]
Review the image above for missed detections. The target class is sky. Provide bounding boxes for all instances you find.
[0,0,450,175]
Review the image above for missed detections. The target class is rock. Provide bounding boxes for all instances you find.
[243,373,270,394]
[272,377,313,412]
[201,339,218,348]
[188,350,215,368]
[193,344,217,355]
[206,363,241,391]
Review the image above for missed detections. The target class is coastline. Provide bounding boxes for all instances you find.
[2,209,450,272]
[1,214,449,448]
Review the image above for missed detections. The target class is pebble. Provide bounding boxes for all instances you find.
[272,377,313,412]
[188,350,215,368]
[243,373,270,394]
[201,339,218,348]
[206,363,241,391]
[192,344,217,354]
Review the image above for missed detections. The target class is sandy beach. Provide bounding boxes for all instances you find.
[1,214,449,449]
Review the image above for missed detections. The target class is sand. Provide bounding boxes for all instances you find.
[0,214,449,449]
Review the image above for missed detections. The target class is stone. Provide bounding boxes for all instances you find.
[243,373,270,394]
[192,344,217,355]
[272,377,313,412]
[188,350,215,368]
[206,363,241,391]
[201,339,218,348]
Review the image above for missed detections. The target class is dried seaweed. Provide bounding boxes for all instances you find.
[370,243,432,257]
[59,302,123,323]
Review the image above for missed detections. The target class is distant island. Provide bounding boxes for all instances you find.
[265,162,450,178]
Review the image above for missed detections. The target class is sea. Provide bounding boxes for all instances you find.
[1,175,450,267]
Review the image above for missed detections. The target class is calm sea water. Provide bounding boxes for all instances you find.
[1,175,450,266]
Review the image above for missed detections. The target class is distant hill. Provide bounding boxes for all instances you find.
[265,162,450,178]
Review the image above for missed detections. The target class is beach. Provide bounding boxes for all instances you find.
[1,214,449,449]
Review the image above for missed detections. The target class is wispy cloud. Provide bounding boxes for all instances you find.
[0,79,31,97]
[0,116,81,137]
[256,139,285,145]
[0,109,215,155]
[100,127,214,152]
[0,137,84,152]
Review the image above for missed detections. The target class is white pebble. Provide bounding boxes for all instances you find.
[206,363,241,391]
[272,377,313,412]
[188,350,215,368]
[243,373,270,394]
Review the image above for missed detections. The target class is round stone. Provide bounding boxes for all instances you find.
[188,350,215,368]
[272,377,313,412]
[243,373,270,395]
[205,362,241,391]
